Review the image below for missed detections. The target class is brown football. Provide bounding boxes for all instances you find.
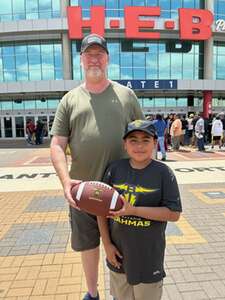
[71,181,123,216]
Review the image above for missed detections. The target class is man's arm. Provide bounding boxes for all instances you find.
[50,135,80,208]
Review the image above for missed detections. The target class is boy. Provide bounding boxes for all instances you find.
[98,119,182,300]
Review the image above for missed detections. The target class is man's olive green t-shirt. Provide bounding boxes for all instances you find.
[51,81,144,181]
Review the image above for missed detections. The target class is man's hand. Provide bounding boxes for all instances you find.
[64,179,82,209]
[104,243,122,269]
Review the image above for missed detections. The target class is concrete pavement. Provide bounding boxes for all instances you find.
[0,143,225,299]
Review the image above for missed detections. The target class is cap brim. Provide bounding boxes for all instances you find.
[123,129,157,139]
[81,43,108,54]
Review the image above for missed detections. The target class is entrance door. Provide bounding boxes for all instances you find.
[37,116,48,136]
[15,116,25,137]
[49,115,54,134]
[4,117,13,137]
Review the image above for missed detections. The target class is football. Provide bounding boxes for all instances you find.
[71,181,123,216]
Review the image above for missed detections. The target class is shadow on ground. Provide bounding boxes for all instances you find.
[0,139,50,149]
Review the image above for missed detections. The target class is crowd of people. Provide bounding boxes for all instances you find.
[26,119,47,145]
[146,112,225,158]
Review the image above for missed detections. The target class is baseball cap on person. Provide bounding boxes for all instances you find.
[123,120,158,139]
[80,34,108,54]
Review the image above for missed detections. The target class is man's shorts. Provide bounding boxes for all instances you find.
[212,135,222,141]
[69,206,100,251]
[110,271,163,300]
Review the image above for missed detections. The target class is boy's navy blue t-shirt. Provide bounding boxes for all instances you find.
[103,159,182,285]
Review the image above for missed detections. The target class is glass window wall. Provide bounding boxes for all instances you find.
[139,97,188,110]
[0,0,60,21]
[70,0,200,18]
[215,0,225,20]
[0,41,62,82]
[213,97,225,107]
[72,40,202,80]
[1,99,60,112]
[4,117,13,137]
[214,42,225,79]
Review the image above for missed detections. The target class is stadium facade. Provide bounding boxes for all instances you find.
[0,0,225,139]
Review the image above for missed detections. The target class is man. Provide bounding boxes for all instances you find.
[195,113,205,151]
[26,119,35,144]
[153,114,167,161]
[170,114,182,151]
[187,113,194,146]
[35,120,45,145]
[50,34,144,300]
[219,113,225,147]
[211,115,223,149]
[180,115,188,145]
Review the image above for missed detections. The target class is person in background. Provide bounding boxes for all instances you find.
[211,115,223,149]
[35,120,45,145]
[191,114,199,147]
[180,115,188,146]
[195,113,205,151]
[153,114,167,161]
[219,113,225,147]
[170,114,182,151]
[26,119,35,144]
[165,114,174,148]
[187,113,194,145]
[50,34,144,300]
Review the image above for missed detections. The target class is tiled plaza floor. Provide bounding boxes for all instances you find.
[0,142,225,299]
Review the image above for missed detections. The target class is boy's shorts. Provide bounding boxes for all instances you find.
[69,206,100,251]
[110,271,163,300]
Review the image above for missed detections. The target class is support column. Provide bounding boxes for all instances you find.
[60,0,68,17]
[12,117,16,138]
[203,0,214,80]
[0,117,4,138]
[202,1,214,119]
[203,91,212,119]
[61,0,72,80]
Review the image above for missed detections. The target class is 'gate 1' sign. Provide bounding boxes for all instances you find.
[117,80,177,90]
[67,6,214,41]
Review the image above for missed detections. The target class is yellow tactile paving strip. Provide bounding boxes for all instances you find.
[190,188,225,204]
[166,216,206,244]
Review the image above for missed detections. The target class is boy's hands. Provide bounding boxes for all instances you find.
[108,196,136,217]
[104,243,122,269]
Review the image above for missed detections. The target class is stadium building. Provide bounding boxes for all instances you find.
[0,0,225,139]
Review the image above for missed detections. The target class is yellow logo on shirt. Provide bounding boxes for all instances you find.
[112,183,157,227]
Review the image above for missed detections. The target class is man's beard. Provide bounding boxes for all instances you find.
[86,67,104,82]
